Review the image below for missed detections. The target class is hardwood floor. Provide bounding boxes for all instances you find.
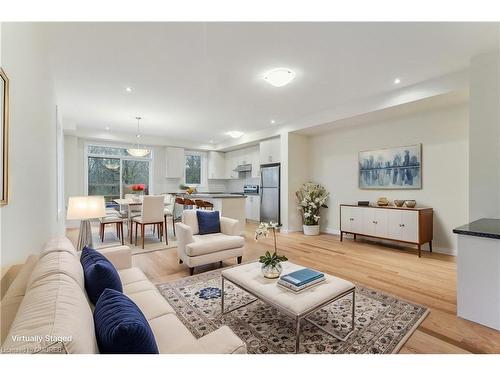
[132,223,500,354]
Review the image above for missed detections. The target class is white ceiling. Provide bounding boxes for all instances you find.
[42,22,498,143]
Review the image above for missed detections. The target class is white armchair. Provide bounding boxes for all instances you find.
[175,210,245,275]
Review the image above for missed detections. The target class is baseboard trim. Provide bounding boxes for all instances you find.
[322,227,456,256]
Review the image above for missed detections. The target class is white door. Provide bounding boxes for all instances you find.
[400,210,419,243]
[374,209,389,238]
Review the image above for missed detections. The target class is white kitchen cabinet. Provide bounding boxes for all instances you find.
[340,204,433,257]
[235,148,250,165]
[224,150,239,179]
[165,147,185,178]
[245,195,261,221]
[259,138,281,165]
[250,145,260,178]
[207,151,225,179]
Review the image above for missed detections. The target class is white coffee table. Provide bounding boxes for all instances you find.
[221,261,356,353]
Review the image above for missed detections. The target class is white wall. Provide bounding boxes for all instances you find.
[1,23,64,266]
[468,51,500,220]
[308,104,469,254]
[286,133,310,231]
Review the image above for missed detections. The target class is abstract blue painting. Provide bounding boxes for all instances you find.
[359,144,422,189]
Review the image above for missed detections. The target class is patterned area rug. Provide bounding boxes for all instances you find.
[156,268,429,354]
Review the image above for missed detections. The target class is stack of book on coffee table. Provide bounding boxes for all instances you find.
[278,268,325,293]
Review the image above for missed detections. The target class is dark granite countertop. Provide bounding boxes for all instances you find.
[453,218,500,240]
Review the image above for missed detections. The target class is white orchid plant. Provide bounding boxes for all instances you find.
[296,182,329,226]
[255,222,288,268]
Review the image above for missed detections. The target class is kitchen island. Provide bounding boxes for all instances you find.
[181,193,247,236]
[453,218,500,330]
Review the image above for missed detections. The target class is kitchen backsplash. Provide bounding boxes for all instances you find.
[158,176,259,194]
[227,176,260,193]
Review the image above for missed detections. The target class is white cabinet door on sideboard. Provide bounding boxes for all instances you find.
[340,206,362,233]
[361,207,389,238]
[340,204,433,258]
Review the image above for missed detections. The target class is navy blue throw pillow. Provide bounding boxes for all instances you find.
[80,246,122,305]
[197,210,221,235]
[94,288,159,354]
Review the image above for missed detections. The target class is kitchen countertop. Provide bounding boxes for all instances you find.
[453,218,500,240]
[182,193,247,199]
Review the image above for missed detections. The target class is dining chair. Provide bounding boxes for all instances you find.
[160,193,175,245]
[99,215,125,245]
[124,194,142,217]
[131,195,166,249]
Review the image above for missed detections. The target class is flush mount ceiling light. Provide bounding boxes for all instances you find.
[127,117,150,157]
[270,120,276,125]
[227,131,244,139]
[264,68,296,87]
[125,87,132,92]
[394,78,401,84]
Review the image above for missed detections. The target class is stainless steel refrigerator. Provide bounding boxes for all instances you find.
[260,163,280,224]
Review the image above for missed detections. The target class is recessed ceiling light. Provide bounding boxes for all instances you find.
[136,134,142,138]
[394,78,401,84]
[105,126,110,131]
[125,87,132,92]
[264,68,296,87]
[209,140,215,144]
[227,131,244,139]
[270,120,276,125]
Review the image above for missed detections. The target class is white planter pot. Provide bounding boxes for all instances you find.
[303,225,320,236]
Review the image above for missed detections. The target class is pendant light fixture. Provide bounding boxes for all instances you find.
[127,116,150,157]
[104,160,120,171]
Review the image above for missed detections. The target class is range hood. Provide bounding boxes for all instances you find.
[233,163,252,172]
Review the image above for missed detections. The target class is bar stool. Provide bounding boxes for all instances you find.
[183,198,196,209]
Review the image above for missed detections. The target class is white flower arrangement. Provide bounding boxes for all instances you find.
[296,182,329,226]
[255,222,288,267]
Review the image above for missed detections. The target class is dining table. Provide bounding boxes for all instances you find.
[113,197,176,243]
[113,198,143,240]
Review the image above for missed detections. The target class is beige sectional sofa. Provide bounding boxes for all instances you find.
[0,237,246,354]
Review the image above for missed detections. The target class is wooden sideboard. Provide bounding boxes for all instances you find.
[340,204,433,257]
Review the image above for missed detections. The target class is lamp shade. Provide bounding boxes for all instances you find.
[67,196,106,220]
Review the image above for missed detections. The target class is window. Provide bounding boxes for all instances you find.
[86,144,152,201]
[185,154,201,185]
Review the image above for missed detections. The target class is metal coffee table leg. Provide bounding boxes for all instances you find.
[295,317,301,353]
[220,276,258,316]
[304,288,355,342]
[221,276,225,313]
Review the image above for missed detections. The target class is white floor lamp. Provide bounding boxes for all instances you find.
[67,196,106,251]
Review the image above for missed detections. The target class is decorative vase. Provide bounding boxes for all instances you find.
[303,224,320,236]
[261,262,283,279]
[405,200,417,208]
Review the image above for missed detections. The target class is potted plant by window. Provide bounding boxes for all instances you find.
[255,222,288,279]
[296,182,329,236]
